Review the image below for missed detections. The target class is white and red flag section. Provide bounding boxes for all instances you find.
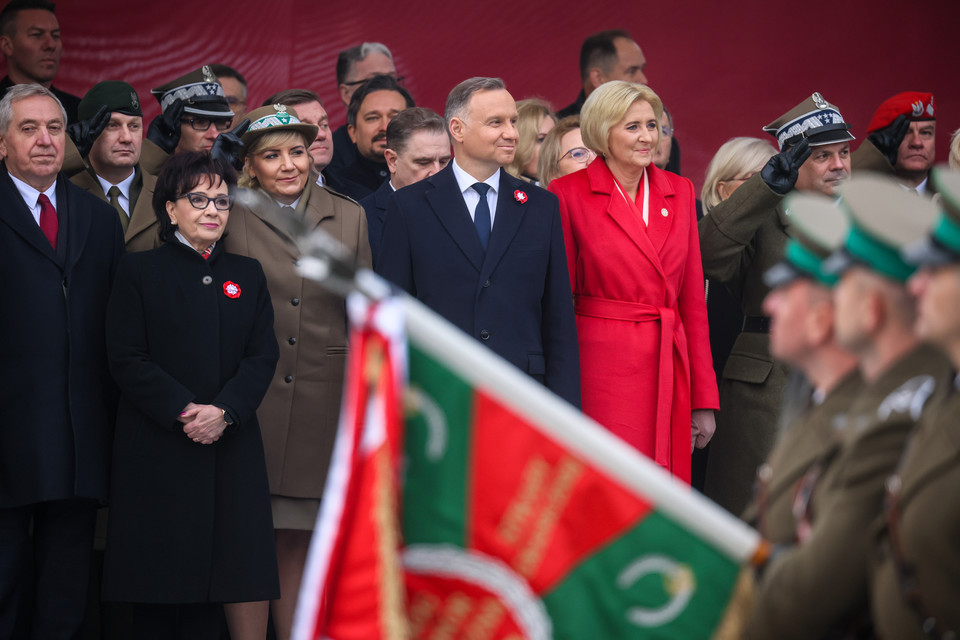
[292,294,408,640]
[293,286,768,639]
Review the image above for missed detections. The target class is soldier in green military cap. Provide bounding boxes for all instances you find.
[869,167,960,639]
[66,80,160,252]
[745,173,952,639]
[701,92,855,515]
[741,192,861,547]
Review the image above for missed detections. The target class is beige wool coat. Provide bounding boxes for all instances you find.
[223,182,372,498]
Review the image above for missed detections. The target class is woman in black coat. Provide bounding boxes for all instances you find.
[103,152,280,639]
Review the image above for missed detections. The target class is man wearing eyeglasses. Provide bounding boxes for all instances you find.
[327,42,399,176]
[140,65,234,176]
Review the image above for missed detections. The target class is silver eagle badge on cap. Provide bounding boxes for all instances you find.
[812,92,828,109]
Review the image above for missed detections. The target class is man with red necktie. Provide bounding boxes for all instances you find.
[0,83,123,639]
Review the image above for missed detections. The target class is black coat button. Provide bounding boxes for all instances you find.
[479,329,490,340]
[482,279,491,288]
[291,298,300,306]
[284,375,293,383]
[202,276,213,285]
[288,337,297,345]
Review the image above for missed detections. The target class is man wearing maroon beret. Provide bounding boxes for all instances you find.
[853,91,937,195]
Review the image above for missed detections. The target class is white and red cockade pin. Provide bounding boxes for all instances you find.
[223,281,241,298]
[514,190,527,204]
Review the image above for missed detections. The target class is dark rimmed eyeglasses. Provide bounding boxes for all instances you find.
[340,73,406,88]
[560,147,596,163]
[181,117,234,132]
[178,193,233,211]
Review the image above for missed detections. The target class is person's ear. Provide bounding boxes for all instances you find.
[449,117,465,144]
[384,148,399,174]
[588,67,605,91]
[166,200,178,225]
[347,124,357,144]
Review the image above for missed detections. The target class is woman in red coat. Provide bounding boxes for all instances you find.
[549,81,718,482]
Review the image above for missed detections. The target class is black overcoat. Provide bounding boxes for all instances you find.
[0,166,124,507]
[102,240,280,603]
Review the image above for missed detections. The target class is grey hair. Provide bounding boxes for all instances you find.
[0,83,67,134]
[336,42,395,84]
[445,77,506,126]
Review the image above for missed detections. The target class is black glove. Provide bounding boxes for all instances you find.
[760,138,812,195]
[66,105,110,158]
[210,118,250,171]
[146,99,185,154]
[867,114,909,167]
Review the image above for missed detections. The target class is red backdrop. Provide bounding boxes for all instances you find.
[17,0,957,195]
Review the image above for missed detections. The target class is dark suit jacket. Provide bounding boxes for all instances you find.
[326,123,357,175]
[376,164,580,407]
[0,165,125,507]
[358,178,393,266]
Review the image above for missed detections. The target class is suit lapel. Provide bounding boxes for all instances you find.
[0,165,62,264]
[126,168,156,241]
[61,177,89,273]
[591,160,663,274]
[480,169,527,278]
[644,165,677,254]
[373,180,392,227]
[425,165,485,272]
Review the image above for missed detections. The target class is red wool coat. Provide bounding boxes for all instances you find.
[550,159,718,481]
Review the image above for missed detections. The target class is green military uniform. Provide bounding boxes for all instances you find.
[742,188,861,544]
[745,174,947,639]
[70,166,159,252]
[870,167,960,639]
[66,81,161,252]
[701,93,855,515]
[745,369,861,544]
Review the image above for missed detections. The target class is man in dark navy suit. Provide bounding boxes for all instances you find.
[376,77,580,407]
[360,106,450,266]
[0,83,124,639]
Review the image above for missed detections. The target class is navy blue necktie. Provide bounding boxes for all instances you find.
[472,182,491,250]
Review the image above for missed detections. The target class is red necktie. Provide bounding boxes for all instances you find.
[38,193,58,249]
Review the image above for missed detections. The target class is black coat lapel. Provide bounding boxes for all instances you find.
[425,166,485,272]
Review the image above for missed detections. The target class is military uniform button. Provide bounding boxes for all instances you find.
[288,337,297,345]
[479,329,490,340]
[284,375,293,383]
[291,298,300,306]
[202,276,213,285]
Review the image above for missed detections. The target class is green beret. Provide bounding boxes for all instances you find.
[78,81,142,122]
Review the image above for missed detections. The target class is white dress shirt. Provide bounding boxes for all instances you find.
[9,172,58,226]
[451,158,499,230]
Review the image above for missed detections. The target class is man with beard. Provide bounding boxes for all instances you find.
[329,74,413,200]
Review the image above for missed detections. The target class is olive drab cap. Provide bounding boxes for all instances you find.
[903,168,960,267]
[150,66,232,118]
[764,192,850,289]
[763,92,855,151]
[78,81,142,121]
[823,173,940,283]
[240,104,319,155]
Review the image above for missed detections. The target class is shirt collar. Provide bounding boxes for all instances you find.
[451,158,499,196]
[8,171,57,210]
[95,170,136,200]
[174,230,215,255]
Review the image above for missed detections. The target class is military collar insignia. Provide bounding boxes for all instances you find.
[877,375,935,421]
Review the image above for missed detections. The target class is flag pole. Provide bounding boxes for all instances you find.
[297,230,768,567]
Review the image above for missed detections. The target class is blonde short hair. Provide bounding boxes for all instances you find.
[580,81,662,158]
[506,98,556,181]
[701,137,777,211]
[239,130,311,189]
[950,128,960,171]
[538,115,581,188]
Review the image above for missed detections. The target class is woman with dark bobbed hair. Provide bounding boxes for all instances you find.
[103,151,279,639]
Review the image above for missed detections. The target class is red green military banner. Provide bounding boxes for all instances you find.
[294,289,765,639]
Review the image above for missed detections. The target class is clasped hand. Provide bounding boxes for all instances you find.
[178,402,227,445]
